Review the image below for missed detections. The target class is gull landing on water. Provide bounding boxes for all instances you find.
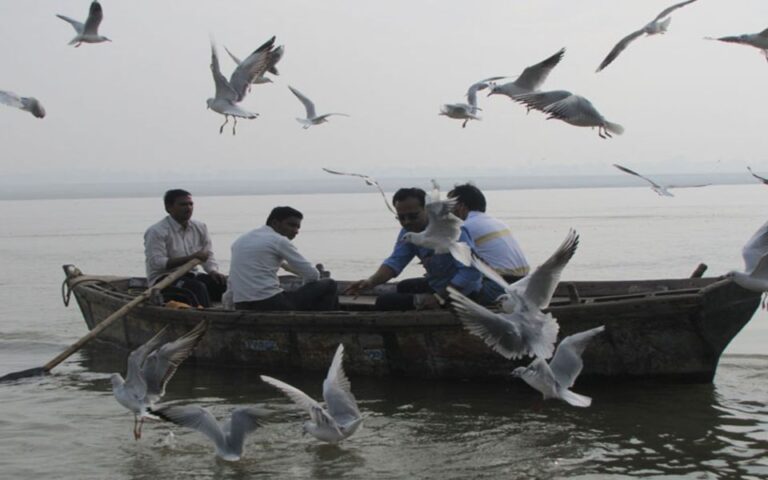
[596,0,699,72]
[513,90,624,139]
[440,77,505,128]
[512,325,605,408]
[613,164,709,197]
[111,320,208,440]
[56,1,111,47]
[260,344,363,444]
[321,168,396,215]
[207,36,283,135]
[0,90,45,118]
[288,86,349,129]
[486,48,566,99]
[706,28,768,62]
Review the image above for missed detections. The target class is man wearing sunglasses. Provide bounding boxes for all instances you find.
[345,187,498,310]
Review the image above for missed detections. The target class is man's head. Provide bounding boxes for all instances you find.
[164,189,194,225]
[392,187,428,232]
[447,183,486,220]
[266,206,303,240]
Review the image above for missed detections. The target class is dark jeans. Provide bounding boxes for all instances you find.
[161,272,226,308]
[235,279,339,312]
[374,277,504,311]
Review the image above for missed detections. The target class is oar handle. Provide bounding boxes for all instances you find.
[42,259,202,373]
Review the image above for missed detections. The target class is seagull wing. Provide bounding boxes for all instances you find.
[143,320,208,400]
[741,220,768,274]
[542,94,602,124]
[0,90,24,109]
[227,407,268,450]
[55,15,84,34]
[20,97,45,118]
[512,90,573,112]
[230,36,278,101]
[124,326,169,396]
[223,46,242,65]
[654,0,698,21]
[83,1,104,35]
[596,29,645,72]
[210,42,238,102]
[514,48,566,91]
[321,168,395,214]
[747,166,768,185]
[613,164,664,190]
[424,199,462,245]
[323,344,361,425]
[288,86,317,119]
[549,325,605,388]
[260,375,333,427]
[154,405,226,448]
[666,183,710,189]
[521,229,579,309]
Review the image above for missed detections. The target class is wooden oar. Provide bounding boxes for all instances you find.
[0,259,202,382]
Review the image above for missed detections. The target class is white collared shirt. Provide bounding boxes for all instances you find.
[229,225,320,303]
[463,211,530,277]
[144,216,219,285]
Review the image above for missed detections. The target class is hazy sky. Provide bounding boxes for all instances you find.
[1,0,767,186]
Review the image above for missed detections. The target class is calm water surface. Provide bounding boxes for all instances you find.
[1,185,766,478]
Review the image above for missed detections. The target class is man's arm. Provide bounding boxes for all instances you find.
[345,231,415,295]
[278,238,320,283]
[344,264,397,295]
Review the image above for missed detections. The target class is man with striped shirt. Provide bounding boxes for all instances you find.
[448,184,530,282]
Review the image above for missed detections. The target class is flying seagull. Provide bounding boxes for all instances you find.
[706,28,768,62]
[224,44,284,86]
[321,168,396,215]
[288,86,349,129]
[613,163,709,196]
[153,405,270,461]
[111,320,208,440]
[512,325,606,407]
[514,90,624,139]
[596,0,699,72]
[260,344,363,443]
[207,36,283,135]
[726,220,768,292]
[56,0,111,47]
[0,90,45,118]
[487,48,566,99]
[440,77,506,128]
[747,166,768,185]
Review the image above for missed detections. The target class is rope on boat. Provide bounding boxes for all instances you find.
[61,276,117,307]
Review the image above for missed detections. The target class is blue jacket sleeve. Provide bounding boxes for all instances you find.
[381,229,417,276]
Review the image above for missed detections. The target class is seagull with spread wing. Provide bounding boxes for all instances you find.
[260,344,362,444]
[596,0,699,72]
[487,48,566,99]
[512,325,605,407]
[207,36,283,135]
[440,77,506,128]
[322,168,396,214]
[0,90,45,118]
[613,163,709,196]
[288,86,349,129]
[56,0,111,47]
[224,44,284,87]
[706,28,768,62]
[111,320,208,440]
[747,166,768,185]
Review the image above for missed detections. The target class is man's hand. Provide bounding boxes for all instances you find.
[344,279,373,296]
[192,249,211,262]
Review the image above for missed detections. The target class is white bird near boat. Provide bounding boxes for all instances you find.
[288,86,349,129]
[260,344,363,444]
[512,325,606,408]
[727,220,768,293]
[440,77,506,128]
[153,404,270,461]
[596,0,699,72]
[321,167,396,215]
[56,1,111,47]
[486,48,566,99]
[613,164,709,197]
[0,90,45,118]
[110,320,208,440]
[513,90,624,139]
[207,36,282,135]
[706,28,768,62]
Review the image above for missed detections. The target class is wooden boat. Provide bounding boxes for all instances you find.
[62,264,761,383]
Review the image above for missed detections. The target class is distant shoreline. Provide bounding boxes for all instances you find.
[0,173,756,201]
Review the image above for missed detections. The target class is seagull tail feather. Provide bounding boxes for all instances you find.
[605,121,624,136]
[559,389,592,408]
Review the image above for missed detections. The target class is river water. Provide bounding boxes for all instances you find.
[1,185,766,478]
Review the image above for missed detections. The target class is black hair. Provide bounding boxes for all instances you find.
[392,187,426,207]
[164,189,192,208]
[266,206,303,225]
[447,183,486,212]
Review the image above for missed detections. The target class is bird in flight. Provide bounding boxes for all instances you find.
[613,163,709,197]
[596,0,699,72]
[322,168,396,214]
[56,0,111,47]
[288,86,349,129]
[486,48,566,99]
[440,77,505,128]
[0,90,45,118]
[514,90,624,139]
[706,28,768,62]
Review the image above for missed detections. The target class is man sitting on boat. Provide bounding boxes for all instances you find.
[144,189,227,307]
[229,206,338,311]
[345,187,500,310]
[447,183,530,282]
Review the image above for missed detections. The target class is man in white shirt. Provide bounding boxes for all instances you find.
[448,184,530,281]
[229,206,338,311]
[144,189,227,307]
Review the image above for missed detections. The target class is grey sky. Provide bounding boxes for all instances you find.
[1,0,767,187]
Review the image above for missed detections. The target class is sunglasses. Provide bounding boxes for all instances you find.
[396,212,421,222]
